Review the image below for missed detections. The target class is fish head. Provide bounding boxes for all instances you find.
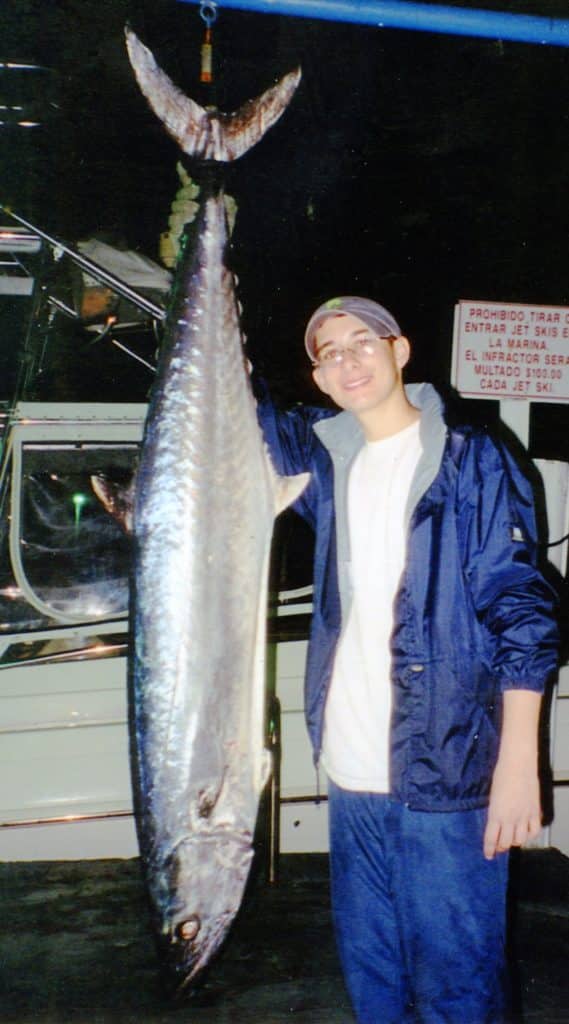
[157,830,254,993]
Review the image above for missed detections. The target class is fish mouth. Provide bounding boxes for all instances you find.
[159,908,236,998]
[155,833,253,995]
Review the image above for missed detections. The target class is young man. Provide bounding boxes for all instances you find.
[256,296,558,1024]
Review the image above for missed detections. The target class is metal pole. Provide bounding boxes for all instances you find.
[267,694,282,884]
[177,0,569,47]
[0,206,167,321]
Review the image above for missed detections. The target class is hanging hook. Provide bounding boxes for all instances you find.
[199,1,218,84]
[199,1,218,28]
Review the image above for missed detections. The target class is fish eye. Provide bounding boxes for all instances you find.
[178,915,201,941]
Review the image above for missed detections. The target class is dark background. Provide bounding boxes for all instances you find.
[1,0,568,455]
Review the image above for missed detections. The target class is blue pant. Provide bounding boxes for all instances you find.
[328,782,511,1024]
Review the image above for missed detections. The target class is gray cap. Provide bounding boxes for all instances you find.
[305,296,402,360]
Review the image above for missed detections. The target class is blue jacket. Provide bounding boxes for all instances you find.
[258,382,559,811]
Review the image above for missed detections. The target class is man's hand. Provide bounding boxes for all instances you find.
[484,752,542,859]
[483,689,543,860]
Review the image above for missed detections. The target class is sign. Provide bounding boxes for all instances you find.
[452,300,569,403]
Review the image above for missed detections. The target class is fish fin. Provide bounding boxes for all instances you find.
[273,471,310,517]
[125,27,301,162]
[90,474,134,534]
[268,468,309,520]
[213,69,302,161]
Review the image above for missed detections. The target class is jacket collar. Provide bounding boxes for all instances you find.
[313,383,443,454]
[313,382,448,523]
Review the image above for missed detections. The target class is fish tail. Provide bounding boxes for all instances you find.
[125,27,301,163]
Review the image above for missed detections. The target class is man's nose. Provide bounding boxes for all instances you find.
[342,345,362,367]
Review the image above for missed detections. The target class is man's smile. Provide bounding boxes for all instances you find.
[342,374,373,391]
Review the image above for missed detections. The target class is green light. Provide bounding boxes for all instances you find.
[72,492,88,528]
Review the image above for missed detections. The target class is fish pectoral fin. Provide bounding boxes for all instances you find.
[273,472,310,517]
[90,473,134,533]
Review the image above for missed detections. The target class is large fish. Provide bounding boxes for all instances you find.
[125,29,306,993]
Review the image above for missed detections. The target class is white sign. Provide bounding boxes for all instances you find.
[452,299,569,403]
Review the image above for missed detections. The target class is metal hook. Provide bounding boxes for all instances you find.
[199,1,218,27]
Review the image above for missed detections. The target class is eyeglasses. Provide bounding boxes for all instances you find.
[312,334,396,368]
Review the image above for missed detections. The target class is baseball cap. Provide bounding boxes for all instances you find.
[304,296,402,361]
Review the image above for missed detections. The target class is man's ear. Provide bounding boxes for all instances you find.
[393,335,411,371]
[312,365,331,396]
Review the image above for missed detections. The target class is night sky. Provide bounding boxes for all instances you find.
[1,0,568,455]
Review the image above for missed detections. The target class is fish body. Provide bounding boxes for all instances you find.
[126,30,305,991]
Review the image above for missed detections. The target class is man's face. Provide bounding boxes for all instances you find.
[311,313,410,417]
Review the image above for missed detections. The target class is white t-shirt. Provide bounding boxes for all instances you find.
[322,419,422,792]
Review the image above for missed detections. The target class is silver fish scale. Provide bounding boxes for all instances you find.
[132,193,276,971]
